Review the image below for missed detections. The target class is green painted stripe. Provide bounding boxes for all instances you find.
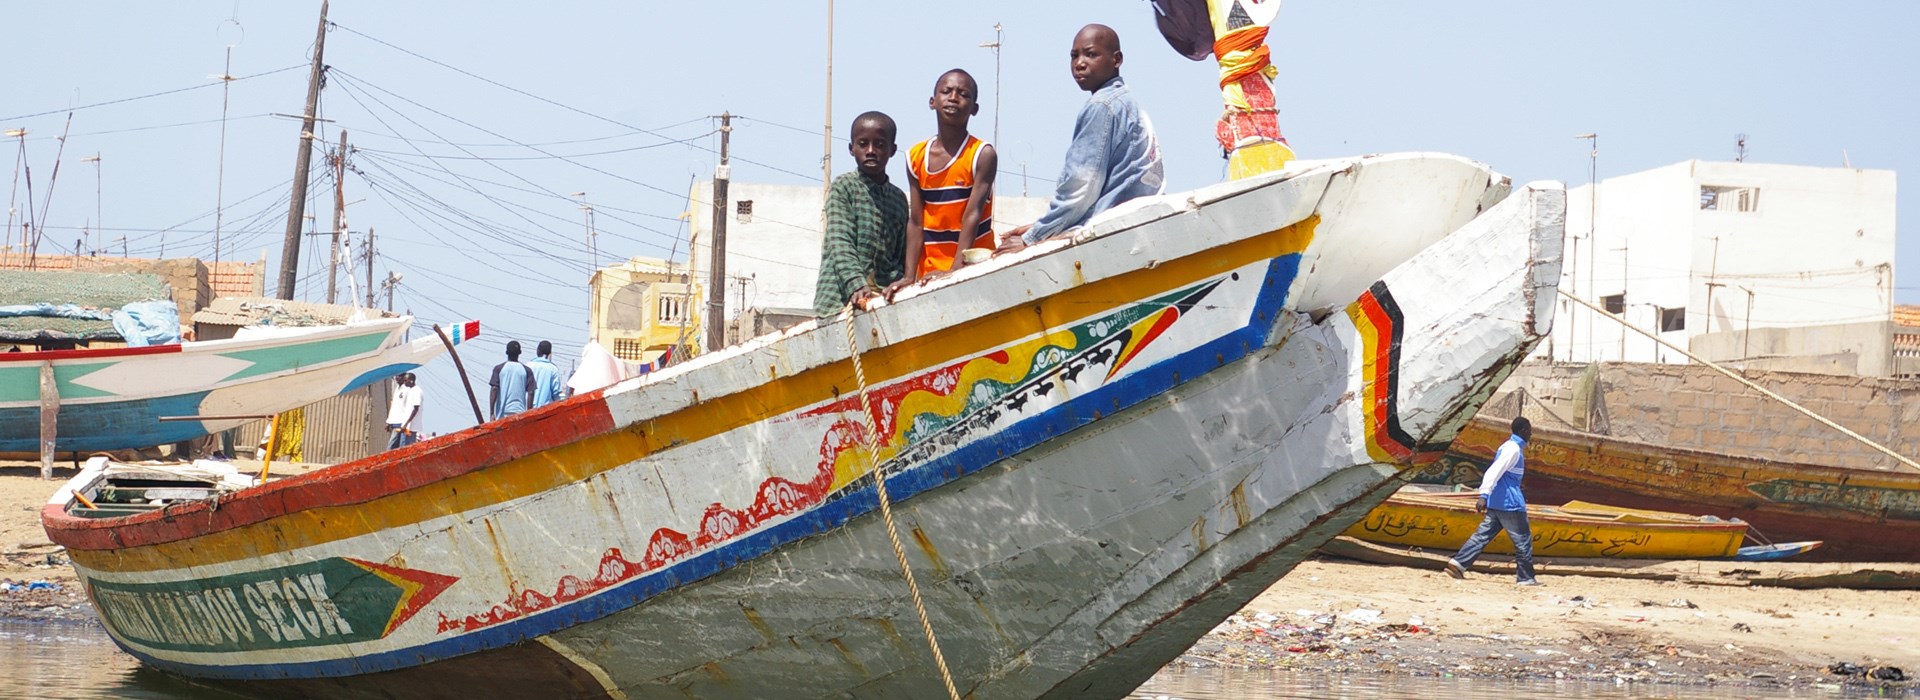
[89,558,405,653]
[0,362,119,402]
[217,330,390,382]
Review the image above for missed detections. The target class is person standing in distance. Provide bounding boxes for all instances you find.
[527,340,566,409]
[1445,416,1538,586]
[489,341,534,421]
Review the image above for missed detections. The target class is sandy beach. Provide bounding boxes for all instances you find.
[3,463,1915,691]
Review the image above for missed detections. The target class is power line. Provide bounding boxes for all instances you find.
[0,64,305,121]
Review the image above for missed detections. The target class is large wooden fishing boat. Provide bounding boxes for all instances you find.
[45,154,1563,698]
[1,317,466,454]
[1436,416,1920,562]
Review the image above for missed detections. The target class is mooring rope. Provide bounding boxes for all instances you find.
[839,297,963,700]
[1562,289,1920,473]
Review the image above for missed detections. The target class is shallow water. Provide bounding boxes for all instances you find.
[0,619,1893,699]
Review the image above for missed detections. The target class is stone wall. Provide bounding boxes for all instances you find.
[1484,360,1920,472]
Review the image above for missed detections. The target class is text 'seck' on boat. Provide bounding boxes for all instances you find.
[42,154,1565,699]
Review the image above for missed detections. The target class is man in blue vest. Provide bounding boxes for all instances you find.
[1445,416,1538,586]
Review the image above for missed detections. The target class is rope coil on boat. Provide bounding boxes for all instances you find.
[839,293,964,700]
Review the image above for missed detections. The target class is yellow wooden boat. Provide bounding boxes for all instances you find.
[1343,488,1749,559]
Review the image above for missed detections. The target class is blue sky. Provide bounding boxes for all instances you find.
[5,2,1915,435]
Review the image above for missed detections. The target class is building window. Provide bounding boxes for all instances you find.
[1602,294,1625,314]
[613,338,648,361]
[736,200,754,223]
[1700,185,1760,212]
[1659,306,1686,332]
[658,295,688,324]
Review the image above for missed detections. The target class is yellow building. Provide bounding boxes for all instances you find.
[589,257,702,364]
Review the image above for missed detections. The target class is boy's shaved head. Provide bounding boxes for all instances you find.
[1078,24,1121,52]
[852,111,897,142]
[935,68,978,95]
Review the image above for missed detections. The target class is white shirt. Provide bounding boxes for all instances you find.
[385,385,423,429]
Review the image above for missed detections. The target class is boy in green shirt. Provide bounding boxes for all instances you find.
[813,111,910,317]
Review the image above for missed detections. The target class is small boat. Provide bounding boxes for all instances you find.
[1432,416,1920,562]
[44,154,1564,698]
[0,317,468,453]
[1344,487,1752,559]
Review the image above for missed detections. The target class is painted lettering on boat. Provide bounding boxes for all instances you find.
[1748,479,1920,519]
[87,558,457,653]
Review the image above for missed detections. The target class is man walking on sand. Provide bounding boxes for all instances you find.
[1445,416,1538,586]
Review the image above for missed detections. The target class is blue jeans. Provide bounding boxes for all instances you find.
[387,424,417,451]
[1451,508,1536,583]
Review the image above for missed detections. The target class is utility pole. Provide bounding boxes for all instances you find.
[1573,132,1598,362]
[573,191,596,276]
[980,23,1002,146]
[277,0,329,300]
[328,130,346,304]
[383,271,401,313]
[706,113,732,351]
[822,0,834,199]
[365,226,376,309]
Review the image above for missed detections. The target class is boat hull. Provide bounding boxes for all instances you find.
[0,318,440,452]
[1427,418,1920,562]
[46,154,1564,698]
[1343,491,1747,559]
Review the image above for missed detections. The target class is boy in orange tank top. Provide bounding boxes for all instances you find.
[901,68,999,286]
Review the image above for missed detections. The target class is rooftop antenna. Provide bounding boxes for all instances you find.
[979,23,1003,146]
[1735,133,1748,163]
[213,15,245,266]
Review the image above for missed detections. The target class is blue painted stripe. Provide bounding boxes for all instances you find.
[0,392,212,453]
[920,187,974,204]
[922,220,995,244]
[120,253,1300,680]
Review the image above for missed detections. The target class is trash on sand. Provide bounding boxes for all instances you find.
[1731,622,1754,633]
[1341,608,1383,624]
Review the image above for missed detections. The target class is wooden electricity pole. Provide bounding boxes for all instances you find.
[705,113,731,352]
[365,226,376,309]
[328,129,346,304]
[277,0,329,300]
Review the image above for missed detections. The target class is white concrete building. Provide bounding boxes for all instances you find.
[1552,160,1897,375]
[688,180,1047,346]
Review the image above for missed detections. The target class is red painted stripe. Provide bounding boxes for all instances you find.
[1355,295,1412,461]
[0,343,183,363]
[43,390,619,551]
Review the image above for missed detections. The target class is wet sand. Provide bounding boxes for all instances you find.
[3,464,1915,691]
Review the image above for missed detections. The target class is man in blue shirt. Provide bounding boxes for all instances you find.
[1445,417,1539,585]
[489,340,534,421]
[527,340,566,409]
[999,24,1164,252]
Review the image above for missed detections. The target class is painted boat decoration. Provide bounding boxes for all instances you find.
[1342,487,1751,559]
[45,153,1563,699]
[0,317,467,453]
[1426,416,1920,562]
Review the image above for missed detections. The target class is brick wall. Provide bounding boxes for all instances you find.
[1487,360,1920,472]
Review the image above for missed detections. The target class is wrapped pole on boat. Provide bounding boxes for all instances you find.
[38,360,55,480]
[257,414,279,484]
[434,323,486,424]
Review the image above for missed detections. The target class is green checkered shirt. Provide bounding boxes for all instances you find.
[813,171,908,317]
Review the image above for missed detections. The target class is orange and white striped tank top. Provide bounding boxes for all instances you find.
[908,135,995,277]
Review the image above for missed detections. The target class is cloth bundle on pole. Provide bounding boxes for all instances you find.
[1151,0,1293,178]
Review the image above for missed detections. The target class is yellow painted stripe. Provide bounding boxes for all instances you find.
[72,219,1317,574]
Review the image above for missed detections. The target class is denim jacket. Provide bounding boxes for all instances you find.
[1026,76,1166,244]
